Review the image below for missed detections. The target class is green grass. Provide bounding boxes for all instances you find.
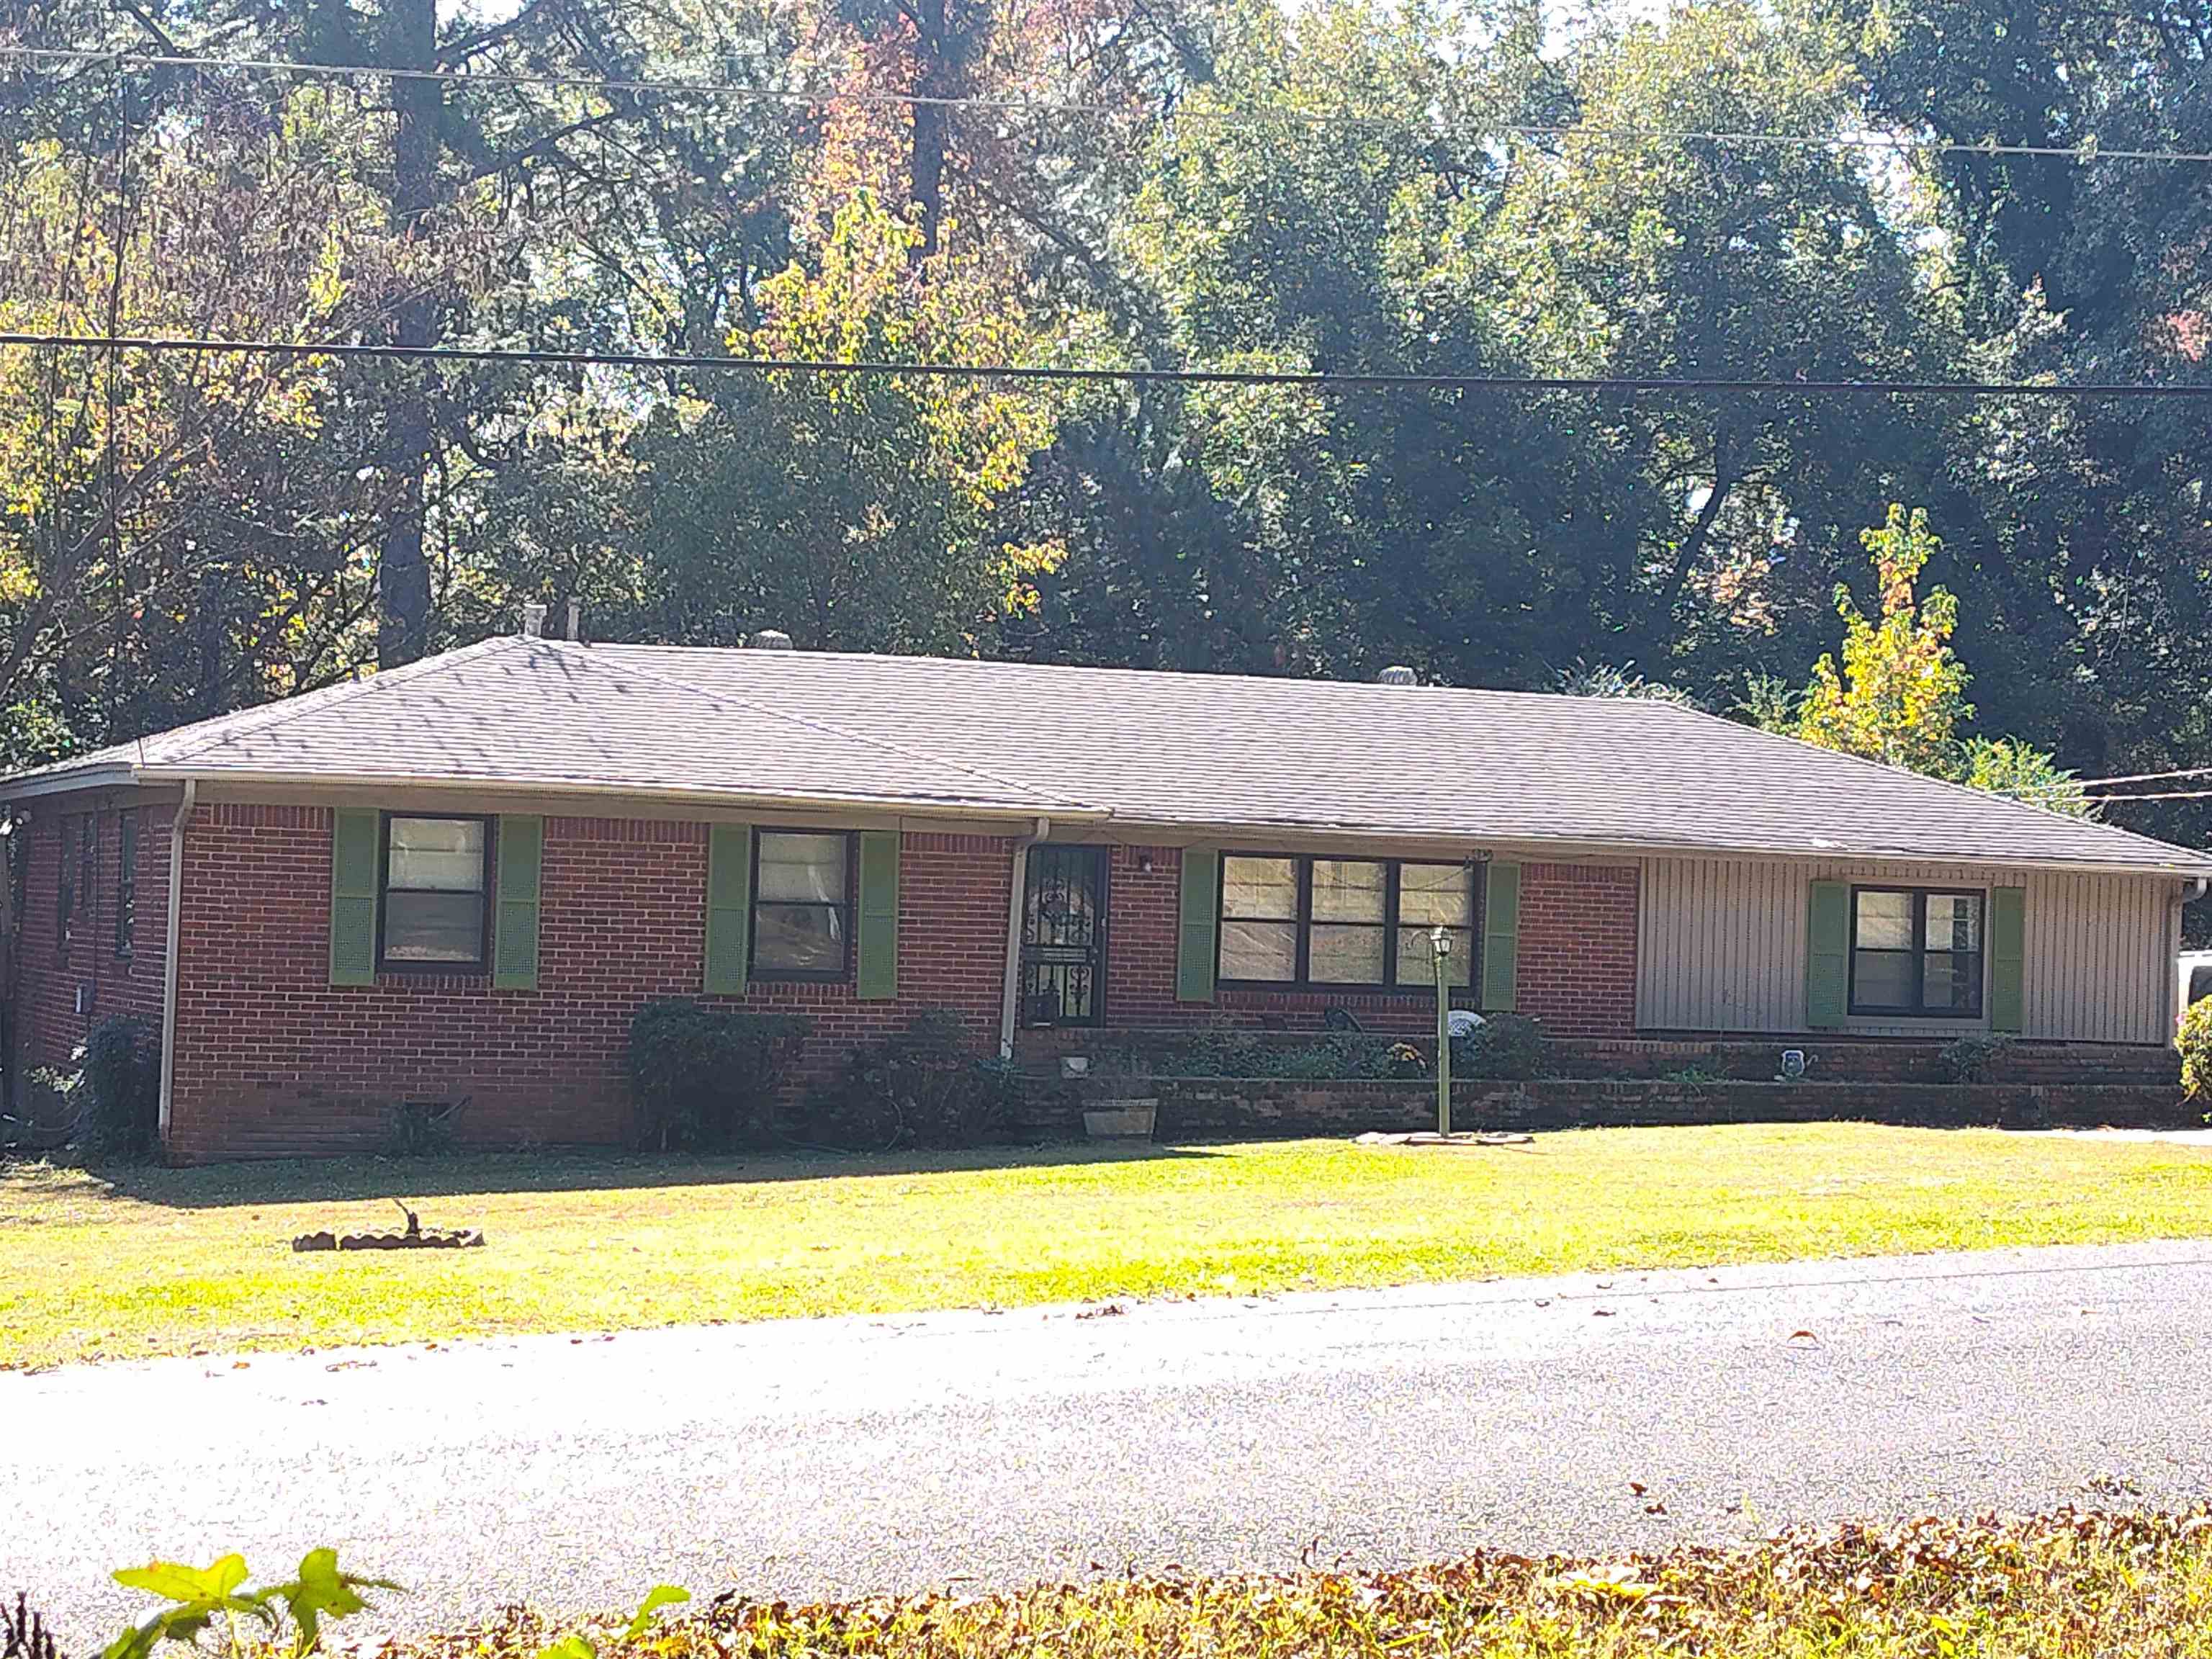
[6,1123,2212,1371]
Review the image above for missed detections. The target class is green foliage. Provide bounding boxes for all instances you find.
[1092,1030,1429,1082]
[1796,505,1972,775]
[1457,1014,1552,1082]
[626,1001,811,1151]
[104,1550,396,1659]
[2180,999,2212,1102]
[1937,1033,2013,1085]
[811,1010,1021,1151]
[1962,738,2093,819]
[76,1017,161,1160]
[535,1586,691,1659]
[1557,662,1702,707]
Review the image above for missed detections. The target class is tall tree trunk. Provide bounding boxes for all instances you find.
[909,0,948,261]
[1653,452,1736,636]
[379,0,439,668]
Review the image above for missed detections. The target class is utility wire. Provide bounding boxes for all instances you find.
[6,330,2212,398]
[2085,788,2212,804]
[10,44,2212,163]
[2072,765,2212,788]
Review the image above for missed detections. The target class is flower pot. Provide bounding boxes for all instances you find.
[1083,1098,1159,1140]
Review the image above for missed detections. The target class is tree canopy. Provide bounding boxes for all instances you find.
[0,0,2205,878]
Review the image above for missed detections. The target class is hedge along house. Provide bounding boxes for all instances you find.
[3,624,2208,1162]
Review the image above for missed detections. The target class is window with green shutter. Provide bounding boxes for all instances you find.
[493,815,543,990]
[1480,860,1519,1012]
[703,822,752,995]
[855,830,899,1000]
[1177,848,1219,1002]
[1805,879,1850,1028]
[1988,887,2026,1033]
[328,808,380,986]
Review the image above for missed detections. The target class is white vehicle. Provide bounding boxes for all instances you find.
[2182,950,2212,1025]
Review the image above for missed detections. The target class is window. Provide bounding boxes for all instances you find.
[751,830,851,979]
[380,815,490,968]
[115,813,137,958]
[1850,886,1984,1018]
[1219,854,1478,989]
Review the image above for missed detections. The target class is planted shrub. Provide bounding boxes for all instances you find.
[1937,1033,2013,1084]
[626,999,810,1149]
[814,1009,1022,1151]
[2181,997,2212,1102]
[1090,1030,1421,1082]
[1457,1013,1550,1081]
[79,1016,161,1158]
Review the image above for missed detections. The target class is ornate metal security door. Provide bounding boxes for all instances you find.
[1020,845,1107,1027]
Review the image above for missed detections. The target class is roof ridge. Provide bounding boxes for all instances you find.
[151,638,516,768]
[533,641,1092,811]
[1655,699,2206,860]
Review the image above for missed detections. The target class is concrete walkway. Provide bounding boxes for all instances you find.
[8,1240,2212,1645]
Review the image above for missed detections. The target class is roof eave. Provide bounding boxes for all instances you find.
[1098,814,2212,881]
[0,760,145,800]
[124,765,1105,824]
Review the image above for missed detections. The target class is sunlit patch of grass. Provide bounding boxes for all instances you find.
[4,1123,2211,1368]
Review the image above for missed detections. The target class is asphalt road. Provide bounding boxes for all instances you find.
[9,1240,2212,1646]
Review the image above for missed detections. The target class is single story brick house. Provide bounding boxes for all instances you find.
[3,626,2208,1161]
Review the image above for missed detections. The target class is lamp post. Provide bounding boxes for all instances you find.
[1431,926,1452,1137]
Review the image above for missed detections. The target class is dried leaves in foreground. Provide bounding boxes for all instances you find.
[382,1507,2212,1659]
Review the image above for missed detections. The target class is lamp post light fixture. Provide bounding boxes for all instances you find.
[1431,925,1452,1137]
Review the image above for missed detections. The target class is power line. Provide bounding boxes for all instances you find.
[2085,788,2212,804]
[7,330,2212,398]
[9,44,2212,163]
[2073,765,2212,788]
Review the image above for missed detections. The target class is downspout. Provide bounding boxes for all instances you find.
[157,778,195,1143]
[998,817,1050,1060]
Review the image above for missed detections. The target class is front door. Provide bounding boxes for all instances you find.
[1021,845,1107,1027]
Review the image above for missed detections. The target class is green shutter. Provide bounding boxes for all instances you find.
[856,830,900,1000]
[1481,860,1521,1012]
[329,808,379,986]
[1177,847,1219,1003]
[1806,879,1850,1029]
[1989,886,2026,1034]
[493,814,543,990]
[703,824,752,995]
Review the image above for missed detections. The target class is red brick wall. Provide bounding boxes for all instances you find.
[11,799,168,1075]
[1515,861,1640,1038]
[165,806,1012,1161]
[1094,846,1638,1038]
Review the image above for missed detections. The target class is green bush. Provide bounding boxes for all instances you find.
[79,1015,161,1158]
[813,1009,1022,1151]
[2181,997,2212,1102]
[1937,1033,2013,1084]
[626,999,811,1149]
[1456,1013,1550,1081]
[1092,1029,1422,1082]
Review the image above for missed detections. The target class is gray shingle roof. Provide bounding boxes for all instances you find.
[8,636,2208,876]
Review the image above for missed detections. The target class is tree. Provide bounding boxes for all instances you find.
[1790,504,2090,814]
[1795,504,1972,774]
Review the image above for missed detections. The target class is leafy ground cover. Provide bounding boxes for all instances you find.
[134,1510,2204,1659]
[6,1123,2212,1370]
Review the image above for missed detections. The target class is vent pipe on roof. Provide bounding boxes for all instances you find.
[751,628,795,650]
[1376,665,1418,686]
[520,601,547,639]
[565,598,583,643]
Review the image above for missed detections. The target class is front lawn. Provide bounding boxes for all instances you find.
[5,1123,2211,1370]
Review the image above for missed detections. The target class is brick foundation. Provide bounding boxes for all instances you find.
[1147,1076,2195,1138]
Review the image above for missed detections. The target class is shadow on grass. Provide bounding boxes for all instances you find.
[48,1138,1226,1210]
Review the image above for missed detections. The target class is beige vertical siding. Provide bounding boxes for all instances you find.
[1636,855,2183,1043]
